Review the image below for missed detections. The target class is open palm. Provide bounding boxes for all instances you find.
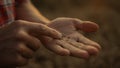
[40,18,101,59]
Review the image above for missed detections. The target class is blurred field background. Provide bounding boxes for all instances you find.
[21,0,120,68]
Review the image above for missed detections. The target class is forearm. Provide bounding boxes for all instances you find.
[15,0,50,25]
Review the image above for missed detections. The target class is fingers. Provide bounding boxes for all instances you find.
[66,39,99,55]
[14,20,62,39]
[56,40,89,59]
[40,36,70,56]
[11,42,34,60]
[0,19,62,67]
[73,19,99,32]
[78,34,101,50]
[0,40,35,59]
[14,43,34,58]
[0,41,30,67]
[15,30,41,51]
[46,44,70,56]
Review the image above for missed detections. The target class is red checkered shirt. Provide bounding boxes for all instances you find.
[0,0,24,26]
[0,0,15,26]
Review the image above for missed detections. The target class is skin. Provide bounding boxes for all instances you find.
[41,18,101,59]
[0,0,101,68]
[0,20,62,68]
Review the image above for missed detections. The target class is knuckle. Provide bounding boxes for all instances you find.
[16,43,26,52]
[16,43,34,58]
[28,38,41,51]
[15,30,26,39]
[18,44,34,58]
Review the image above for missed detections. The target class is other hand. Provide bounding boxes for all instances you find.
[0,20,62,67]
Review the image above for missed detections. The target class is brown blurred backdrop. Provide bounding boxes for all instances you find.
[21,0,120,68]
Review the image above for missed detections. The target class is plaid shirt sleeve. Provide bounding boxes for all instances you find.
[0,0,15,26]
[0,0,29,26]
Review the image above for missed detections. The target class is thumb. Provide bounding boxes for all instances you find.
[73,19,99,32]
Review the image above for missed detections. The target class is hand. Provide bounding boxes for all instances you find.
[0,20,62,67]
[40,18,101,59]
